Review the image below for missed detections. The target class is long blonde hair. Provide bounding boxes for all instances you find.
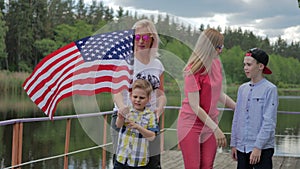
[184,28,224,74]
[132,19,160,58]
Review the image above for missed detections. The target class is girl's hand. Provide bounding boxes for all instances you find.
[214,128,227,148]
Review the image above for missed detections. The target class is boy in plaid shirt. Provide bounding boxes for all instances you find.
[114,79,159,168]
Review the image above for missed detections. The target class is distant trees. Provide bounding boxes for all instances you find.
[0,11,7,70]
[0,0,299,86]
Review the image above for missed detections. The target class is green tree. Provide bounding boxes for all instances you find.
[5,0,34,71]
[221,46,245,84]
[0,11,7,69]
[103,6,113,21]
[274,36,288,57]
[76,0,87,20]
[34,38,59,59]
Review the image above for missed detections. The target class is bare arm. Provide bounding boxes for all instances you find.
[115,113,125,128]
[188,91,227,147]
[155,74,167,120]
[113,91,130,117]
[219,92,236,110]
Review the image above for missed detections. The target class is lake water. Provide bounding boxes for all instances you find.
[0,96,299,168]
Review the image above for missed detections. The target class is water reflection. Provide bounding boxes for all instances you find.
[276,134,300,157]
[0,97,299,168]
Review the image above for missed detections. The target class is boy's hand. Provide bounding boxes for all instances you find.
[250,148,261,164]
[231,147,238,161]
[127,121,140,129]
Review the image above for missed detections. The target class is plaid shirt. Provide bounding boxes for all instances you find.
[116,108,159,167]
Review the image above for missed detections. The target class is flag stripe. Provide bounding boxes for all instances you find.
[23,29,134,119]
[40,66,132,115]
[29,52,82,99]
[35,60,132,108]
[23,43,78,91]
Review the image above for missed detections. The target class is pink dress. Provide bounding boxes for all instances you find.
[177,58,223,169]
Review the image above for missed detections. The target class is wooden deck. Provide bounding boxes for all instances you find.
[161,150,300,169]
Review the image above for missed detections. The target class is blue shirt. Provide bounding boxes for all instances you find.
[230,78,278,153]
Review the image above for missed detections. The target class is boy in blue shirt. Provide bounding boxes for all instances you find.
[230,48,278,169]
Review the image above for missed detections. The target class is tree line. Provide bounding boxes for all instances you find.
[0,0,299,86]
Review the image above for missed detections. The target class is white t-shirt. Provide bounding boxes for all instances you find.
[113,58,164,112]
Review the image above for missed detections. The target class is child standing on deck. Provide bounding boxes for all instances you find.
[230,48,278,169]
[114,79,159,169]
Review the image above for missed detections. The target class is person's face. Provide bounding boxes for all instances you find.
[243,56,264,80]
[130,88,150,111]
[134,27,154,54]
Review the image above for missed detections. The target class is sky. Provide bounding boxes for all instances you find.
[87,0,300,45]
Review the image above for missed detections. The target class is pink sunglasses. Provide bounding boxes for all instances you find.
[135,34,153,41]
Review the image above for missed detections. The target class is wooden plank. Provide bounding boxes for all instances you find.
[102,114,108,169]
[18,123,23,166]
[161,151,300,169]
[64,119,71,169]
[273,156,284,169]
[280,156,299,169]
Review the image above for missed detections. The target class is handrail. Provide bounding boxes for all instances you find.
[0,111,114,126]
[1,107,299,126]
[1,106,300,169]
[5,143,113,169]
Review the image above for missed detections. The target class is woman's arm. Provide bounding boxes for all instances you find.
[113,91,130,128]
[113,91,130,117]
[116,113,125,128]
[219,92,236,110]
[188,91,227,147]
[155,74,167,118]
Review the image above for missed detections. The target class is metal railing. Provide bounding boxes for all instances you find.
[1,106,300,169]
[1,111,115,169]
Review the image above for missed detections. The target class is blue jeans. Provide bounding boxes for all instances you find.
[237,148,274,169]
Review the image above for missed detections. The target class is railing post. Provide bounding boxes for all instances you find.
[12,122,23,169]
[160,112,165,152]
[64,119,71,169]
[102,114,108,169]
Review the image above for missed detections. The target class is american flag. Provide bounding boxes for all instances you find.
[23,29,134,119]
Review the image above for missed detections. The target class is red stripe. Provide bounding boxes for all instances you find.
[44,75,131,117]
[23,43,77,90]
[44,74,131,113]
[46,85,130,119]
[36,61,131,109]
[28,53,82,98]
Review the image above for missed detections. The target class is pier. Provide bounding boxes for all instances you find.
[161,150,300,169]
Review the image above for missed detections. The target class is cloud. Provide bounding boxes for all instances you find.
[91,0,300,44]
